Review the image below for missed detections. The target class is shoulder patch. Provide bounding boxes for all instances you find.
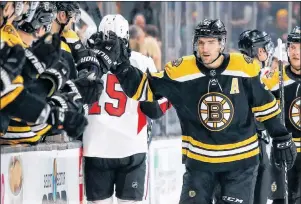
[171,57,183,67]
[2,25,17,37]
[243,55,253,64]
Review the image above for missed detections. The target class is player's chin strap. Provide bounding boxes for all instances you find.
[55,17,71,35]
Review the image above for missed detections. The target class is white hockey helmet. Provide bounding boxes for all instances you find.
[98,14,129,41]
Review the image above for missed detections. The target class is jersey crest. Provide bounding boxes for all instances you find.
[198,92,234,131]
[171,57,183,67]
[243,54,253,64]
[289,97,301,131]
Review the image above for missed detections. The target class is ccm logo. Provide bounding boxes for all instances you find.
[277,141,292,149]
[222,196,243,203]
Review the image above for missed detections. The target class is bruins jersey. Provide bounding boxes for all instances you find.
[114,53,282,171]
[262,65,301,152]
[0,24,25,110]
[0,24,51,144]
[60,36,77,79]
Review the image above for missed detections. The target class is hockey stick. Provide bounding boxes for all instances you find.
[277,38,289,204]
[147,119,154,148]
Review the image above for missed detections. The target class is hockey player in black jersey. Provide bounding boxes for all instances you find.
[236,29,275,204]
[93,19,297,204]
[263,26,301,204]
[52,2,104,105]
[1,3,88,144]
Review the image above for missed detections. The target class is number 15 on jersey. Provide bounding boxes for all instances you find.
[89,74,128,117]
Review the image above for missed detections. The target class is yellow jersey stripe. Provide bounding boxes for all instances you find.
[293,138,301,142]
[7,125,31,132]
[132,74,147,100]
[147,85,154,102]
[252,98,277,113]
[183,148,259,163]
[1,84,24,110]
[182,134,257,150]
[35,125,52,137]
[256,109,281,122]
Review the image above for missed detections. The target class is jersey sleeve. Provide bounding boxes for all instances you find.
[1,87,49,123]
[248,74,281,122]
[1,75,24,110]
[113,63,170,102]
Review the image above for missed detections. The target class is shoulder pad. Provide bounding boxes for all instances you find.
[1,24,27,47]
[61,29,80,43]
[165,55,204,81]
[225,53,259,78]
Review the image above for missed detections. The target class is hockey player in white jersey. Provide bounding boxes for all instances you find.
[83,14,170,204]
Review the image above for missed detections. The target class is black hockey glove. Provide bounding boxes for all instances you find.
[88,31,120,74]
[0,43,26,82]
[48,92,88,138]
[75,49,102,79]
[111,38,131,74]
[23,33,61,79]
[49,91,87,115]
[38,59,70,97]
[117,38,131,65]
[272,133,297,170]
[31,33,61,68]
[47,105,88,139]
[73,76,104,105]
[47,106,66,132]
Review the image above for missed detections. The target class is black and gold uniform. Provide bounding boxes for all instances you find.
[117,53,281,170]
[0,24,25,110]
[100,19,295,204]
[263,26,300,204]
[235,29,275,204]
[263,65,301,202]
[0,23,52,144]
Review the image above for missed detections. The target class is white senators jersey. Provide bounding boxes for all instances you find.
[83,51,158,158]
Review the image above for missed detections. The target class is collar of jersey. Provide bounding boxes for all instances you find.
[285,65,301,82]
[196,54,230,76]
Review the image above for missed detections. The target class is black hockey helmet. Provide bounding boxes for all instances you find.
[193,19,227,65]
[55,2,81,23]
[287,26,301,45]
[238,29,274,59]
[54,2,81,34]
[18,2,57,34]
